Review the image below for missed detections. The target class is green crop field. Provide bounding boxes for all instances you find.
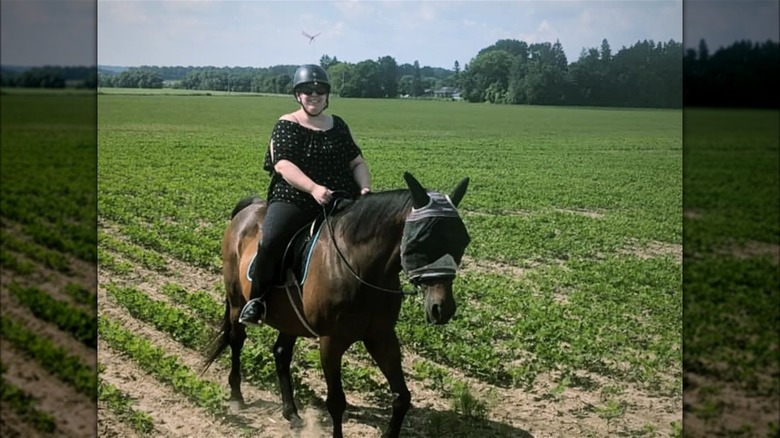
[682,108,779,438]
[1,91,97,437]
[2,86,773,437]
[94,92,688,437]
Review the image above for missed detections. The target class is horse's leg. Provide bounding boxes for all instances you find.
[272,332,302,426]
[319,335,351,438]
[228,319,247,409]
[364,330,411,438]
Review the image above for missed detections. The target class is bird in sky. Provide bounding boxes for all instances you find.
[302,31,321,45]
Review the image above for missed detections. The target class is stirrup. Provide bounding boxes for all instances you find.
[238,298,266,326]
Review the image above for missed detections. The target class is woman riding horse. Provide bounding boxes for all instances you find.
[239,63,372,325]
[206,172,470,438]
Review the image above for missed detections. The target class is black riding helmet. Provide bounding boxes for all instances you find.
[293,64,331,116]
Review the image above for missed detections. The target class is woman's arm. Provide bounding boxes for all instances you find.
[274,159,332,205]
[350,155,371,195]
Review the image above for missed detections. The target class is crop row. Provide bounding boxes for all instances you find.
[97,363,155,436]
[97,315,229,416]
[97,192,681,392]
[0,199,96,263]
[8,282,96,348]
[0,361,57,434]
[64,282,96,307]
[99,230,169,272]
[104,282,211,349]
[97,248,134,275]
[0,228,72,273]
[0,246,36,275]
[1,315,96,397]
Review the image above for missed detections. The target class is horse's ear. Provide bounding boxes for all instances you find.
[404,172,430,209]
[449,177,469,207]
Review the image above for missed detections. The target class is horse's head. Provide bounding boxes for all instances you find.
[401,172,470,325]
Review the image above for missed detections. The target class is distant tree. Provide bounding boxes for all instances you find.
[698,39,709,62]
[398,74,414,96]
[320,55,340,71]
[376,55,398,97]
[600,39,612,61]
[685,39,778,108]
[461,49,514,102]
[328,62,358,97]
[611,39,681,107]
[82,70,98,89]
[567,47,605,105]
[412,61,423,97]
[505,55,530,104]
[478,39,529,59]
[17,67,65,88]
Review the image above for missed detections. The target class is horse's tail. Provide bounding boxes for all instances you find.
[230,195,263,219]
[201,298,231,375]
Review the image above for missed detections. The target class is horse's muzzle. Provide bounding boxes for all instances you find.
[423,281,456,325]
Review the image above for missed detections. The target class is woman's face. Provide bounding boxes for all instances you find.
[297,83,329,114]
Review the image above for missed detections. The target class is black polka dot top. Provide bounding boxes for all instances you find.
[263,115,362,213]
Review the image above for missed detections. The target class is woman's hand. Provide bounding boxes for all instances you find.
[310,184,333,205]
[360,188,371,196]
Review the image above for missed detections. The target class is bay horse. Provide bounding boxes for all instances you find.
[203,172,470,438]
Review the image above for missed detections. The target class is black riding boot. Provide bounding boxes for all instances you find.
[239,252,269,325]
[239,201,314,325]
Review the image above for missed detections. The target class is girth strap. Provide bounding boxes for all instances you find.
[284,269,320,338]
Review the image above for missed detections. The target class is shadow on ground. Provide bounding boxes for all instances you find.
[230,396,533,437]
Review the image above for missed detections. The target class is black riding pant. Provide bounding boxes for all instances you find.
[250,201,319,300]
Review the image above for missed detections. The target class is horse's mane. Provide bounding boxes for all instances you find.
[334,189,412,244]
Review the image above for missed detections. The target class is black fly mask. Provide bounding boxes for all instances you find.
[400,190,470,285]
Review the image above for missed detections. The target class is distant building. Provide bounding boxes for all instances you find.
[433,86,459,99]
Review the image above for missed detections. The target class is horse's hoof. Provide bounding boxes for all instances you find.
[228,399,246,412]
[288,414,304,429]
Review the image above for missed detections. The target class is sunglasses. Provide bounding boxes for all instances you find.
[298,84,329,95]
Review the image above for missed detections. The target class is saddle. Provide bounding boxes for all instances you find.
[248,199,353,287]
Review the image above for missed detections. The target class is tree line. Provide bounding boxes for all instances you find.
[683,39,778,108]
[463,39,682,107]
[93,38,686,108]
[3,38,777,109]
[0,66,97,88]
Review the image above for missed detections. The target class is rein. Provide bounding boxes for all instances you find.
[322,194,418,295]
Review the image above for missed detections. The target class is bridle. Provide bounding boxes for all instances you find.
[321,195,419,295]
[320,190,466,296]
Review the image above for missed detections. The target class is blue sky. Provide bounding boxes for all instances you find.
[97,1,684,68]
[1,1,778,69]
